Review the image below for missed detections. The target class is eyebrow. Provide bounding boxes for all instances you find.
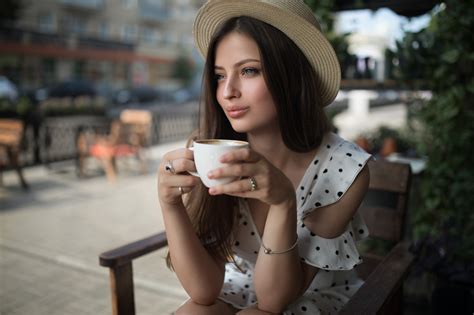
[214,58,261,70]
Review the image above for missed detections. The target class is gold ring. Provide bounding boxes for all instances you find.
[249,177,258,191]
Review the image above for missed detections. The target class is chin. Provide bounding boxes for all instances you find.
[229,121,253,134]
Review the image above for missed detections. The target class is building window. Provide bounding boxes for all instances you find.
[141,26,156,45]
[63,15,86,35]
[38,13,56,33]
[98,22,108,39]
[121,25,137,42]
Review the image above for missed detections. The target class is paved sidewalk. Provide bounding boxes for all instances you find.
[0,141,188,315]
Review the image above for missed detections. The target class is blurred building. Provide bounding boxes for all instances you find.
[0,0,205,90]
[347,33,390,82]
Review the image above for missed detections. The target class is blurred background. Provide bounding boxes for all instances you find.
[1,0,473,314]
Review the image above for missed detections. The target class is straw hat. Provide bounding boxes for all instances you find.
[193,0,341,107]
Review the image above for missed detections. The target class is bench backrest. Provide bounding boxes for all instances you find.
[360,159,412,242]
[0,119,24,148]
[110,110,152,147]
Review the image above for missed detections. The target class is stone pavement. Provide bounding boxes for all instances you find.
[0,140,189,315]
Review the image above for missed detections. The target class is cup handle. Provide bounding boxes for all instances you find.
[187,146,199,177]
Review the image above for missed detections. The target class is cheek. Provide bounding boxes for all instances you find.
[251,84,277,115]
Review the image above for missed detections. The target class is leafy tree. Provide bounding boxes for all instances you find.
[398,1,474,284]
[172,55,195,86]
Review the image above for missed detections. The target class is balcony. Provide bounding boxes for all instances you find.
[60,0,104,10]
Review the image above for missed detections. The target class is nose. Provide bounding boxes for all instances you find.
[222,75,241,99]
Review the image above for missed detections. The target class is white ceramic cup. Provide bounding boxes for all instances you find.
[190,139,249,188]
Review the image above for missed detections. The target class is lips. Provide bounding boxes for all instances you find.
[226,106,249,119]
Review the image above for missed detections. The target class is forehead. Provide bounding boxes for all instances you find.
[215,32,260,65]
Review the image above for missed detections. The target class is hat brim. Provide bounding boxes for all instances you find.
[193,0,341,107]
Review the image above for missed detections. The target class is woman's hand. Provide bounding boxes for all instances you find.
[157,148,200,207]
[207,148,295,207]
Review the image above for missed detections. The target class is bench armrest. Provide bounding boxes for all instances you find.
[339,241,415,314]
[99,231,168,268]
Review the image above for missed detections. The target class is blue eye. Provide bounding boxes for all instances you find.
[242,68,259,75]
[215,73,225,81]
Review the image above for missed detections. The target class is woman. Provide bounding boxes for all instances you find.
[157,1,372,314]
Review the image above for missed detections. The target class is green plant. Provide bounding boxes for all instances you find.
[358,126,419,156]
[172,54,195,86]
[396,1,474,284]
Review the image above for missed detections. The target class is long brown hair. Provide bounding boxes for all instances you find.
[167,16,332,268]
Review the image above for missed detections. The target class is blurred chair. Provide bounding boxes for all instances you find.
[77,109,152,182]
[0,119,28,189]
[98,159,414,314]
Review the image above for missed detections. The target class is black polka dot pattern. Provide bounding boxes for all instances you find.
[222,133,372,313]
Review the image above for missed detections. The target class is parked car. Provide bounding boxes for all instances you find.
[47,79,97,98]
[0,76,19,102]
[112,85,161,105]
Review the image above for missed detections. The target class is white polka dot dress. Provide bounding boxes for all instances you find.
[218,133,372,314]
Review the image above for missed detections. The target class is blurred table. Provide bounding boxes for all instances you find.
[386,154,427,175]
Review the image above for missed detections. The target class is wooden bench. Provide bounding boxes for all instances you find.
[76,110,152,182]
[99,159,414,315]
[0,119,28,189]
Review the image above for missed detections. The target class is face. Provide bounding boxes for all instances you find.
[214,31,278,134]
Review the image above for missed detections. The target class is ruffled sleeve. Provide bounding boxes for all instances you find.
[294,133,372,270]
[297,211,369,270]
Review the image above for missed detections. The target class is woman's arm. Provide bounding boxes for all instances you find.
[253,198,303,313]
[255,164,370,313]
[158,148,225,305]
[208,149,304,313]
[161,202,225,305]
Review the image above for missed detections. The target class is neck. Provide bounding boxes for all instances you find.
[248,134,285,167]
[246,127,322,180]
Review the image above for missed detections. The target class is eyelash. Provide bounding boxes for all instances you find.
[242,67,259,76]
[214,67,260,82]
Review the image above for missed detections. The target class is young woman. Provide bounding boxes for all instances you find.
[157,1,372,314]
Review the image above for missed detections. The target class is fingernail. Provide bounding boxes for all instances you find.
[207,172,214,179]
[209,188,216,194]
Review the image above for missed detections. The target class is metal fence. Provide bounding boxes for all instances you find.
[20,102,199,166]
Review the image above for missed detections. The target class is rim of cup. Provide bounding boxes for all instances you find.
[193,139,248,146]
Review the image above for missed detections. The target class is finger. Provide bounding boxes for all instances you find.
[208,163,255,179]
[221,191,253,198]
[175,186,193,195]
[209,177,256,195]
[219,148,260,163]
[162,185,195,199]
[163,148,195,162]
[161,158,197,174]
[159,173,200,188]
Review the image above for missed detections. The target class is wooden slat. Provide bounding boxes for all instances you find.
[109,263,135,315]
[359,206,401,241]
[368,160,411,193]
[0,119,23,147]
[99,232,168,267]
[0,119,28,189]
[339,242,415,315]
[357,253,384,280]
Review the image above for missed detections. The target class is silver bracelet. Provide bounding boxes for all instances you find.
[261,235,298,255]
